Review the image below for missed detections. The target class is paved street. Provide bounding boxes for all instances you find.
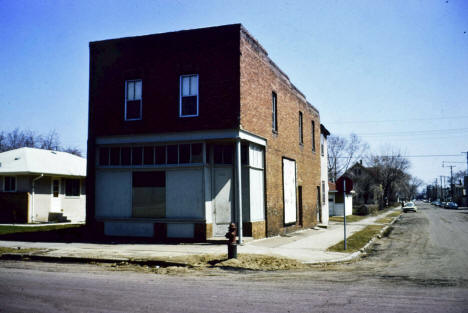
[0,202,467,313]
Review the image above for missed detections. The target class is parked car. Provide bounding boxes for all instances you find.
[432,200,441,206]
[403,201,418,213]
[446,202,459,209]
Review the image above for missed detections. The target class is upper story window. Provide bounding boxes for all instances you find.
[125,79,142,120]
[299,112,303,145]
[180,74,199,117]
[312,121,316,152]
[272,92,278,132]
[4,176,16,192]
[320,133,325,156]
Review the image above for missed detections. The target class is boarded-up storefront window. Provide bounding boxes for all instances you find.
[132,171,165,218]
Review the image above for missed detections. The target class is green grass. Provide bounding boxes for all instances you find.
[329,215,367,223]
[0,224,82,236]
[327,225,384,253]
[0,247,40,255]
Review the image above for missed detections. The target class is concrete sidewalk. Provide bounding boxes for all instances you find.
[0,207,401,265]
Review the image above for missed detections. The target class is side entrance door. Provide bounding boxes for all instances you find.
[50,178,61,213]
[213,166,233,237]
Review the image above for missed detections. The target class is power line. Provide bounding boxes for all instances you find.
[335,154,463,158]
[326,115,468,125]
[356,128,468,137]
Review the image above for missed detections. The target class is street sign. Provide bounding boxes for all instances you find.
[336,176,353,193]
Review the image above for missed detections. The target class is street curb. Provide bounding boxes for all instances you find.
[308,211,402,265]
[0,253,194,268]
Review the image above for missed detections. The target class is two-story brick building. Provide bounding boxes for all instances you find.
[86,24,322,241]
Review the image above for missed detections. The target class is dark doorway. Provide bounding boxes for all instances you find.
[317,186,322,223]
[298,186,303,226]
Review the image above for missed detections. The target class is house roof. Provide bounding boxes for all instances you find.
[0,148,86,177]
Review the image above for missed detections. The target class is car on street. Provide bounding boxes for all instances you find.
[432,200,441,206]
[403,201,418,213]
[446,202,459,209]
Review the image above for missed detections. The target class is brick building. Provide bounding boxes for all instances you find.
[87,24,322,241]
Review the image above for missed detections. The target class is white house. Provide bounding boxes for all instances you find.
[319,124,330,226]
[0,147,86,223]
[328,181,353,216]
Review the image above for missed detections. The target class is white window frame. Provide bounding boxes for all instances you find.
[125,79,143,121]
[179,74,199,118]
[3,176,17,192]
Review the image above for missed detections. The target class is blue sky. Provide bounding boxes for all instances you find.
[1,0,467,185]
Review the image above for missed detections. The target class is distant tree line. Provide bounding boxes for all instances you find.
[0,128,82,157]
[327,133,422,205]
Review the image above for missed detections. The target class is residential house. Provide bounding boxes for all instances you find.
[319,124,330,225]
[0,147,86,223]
[346,161,381,206]
[328,181,353,216]
[87,24,322,241]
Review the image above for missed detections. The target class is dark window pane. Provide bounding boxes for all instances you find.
[65,179,80,197]
[99,147,109,166]
[191,143,203,163]
[179,144,190,163]
[167,145,178,164]
[214,145,223,164]
[181,96,197,116]
[155,146,166,165]
[132,147,143,165]
[143,146,154,165]
[223,145,233,164]
[126,100,141,119]
[121,147,131,165]
[241,145,248,165]
[206,144,211,164]
[133,171,165,187]
[110,147,120,165]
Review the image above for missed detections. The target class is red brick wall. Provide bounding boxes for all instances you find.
[239,29,321,236]
[89,24,241,137]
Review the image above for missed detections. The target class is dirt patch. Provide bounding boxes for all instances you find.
[106,253,309,275]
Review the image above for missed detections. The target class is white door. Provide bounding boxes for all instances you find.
[283,158,297,224]
[50,179,61,213]
[213,166,233,236]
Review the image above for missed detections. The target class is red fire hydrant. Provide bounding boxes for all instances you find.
[225,223,237,259]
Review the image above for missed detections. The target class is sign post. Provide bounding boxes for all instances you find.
[343,180,347,250]
[336,176,353,251]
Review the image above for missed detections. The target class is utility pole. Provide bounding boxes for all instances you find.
[442,162,456,201]
[462,151,468,176]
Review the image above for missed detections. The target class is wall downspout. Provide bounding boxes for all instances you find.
[235,139,243,244]
[31,174,44,223]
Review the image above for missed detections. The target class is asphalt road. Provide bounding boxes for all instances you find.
[0,202,467,313]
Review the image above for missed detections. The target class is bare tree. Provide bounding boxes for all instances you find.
[39,130,60,150]
[0,128,82,157]
[367,149,410,204]
[62,147,83,157]
[327,133,368,182]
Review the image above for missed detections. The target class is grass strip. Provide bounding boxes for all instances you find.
[376,211,401,224]
[0,247,40,255]
[0,224,82,236]
[327,225,383,253]
[329,215,367,223]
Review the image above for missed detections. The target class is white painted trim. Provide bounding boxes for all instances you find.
[124,79,143,121]
[96,129,267,146]
[179,74,199,118]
